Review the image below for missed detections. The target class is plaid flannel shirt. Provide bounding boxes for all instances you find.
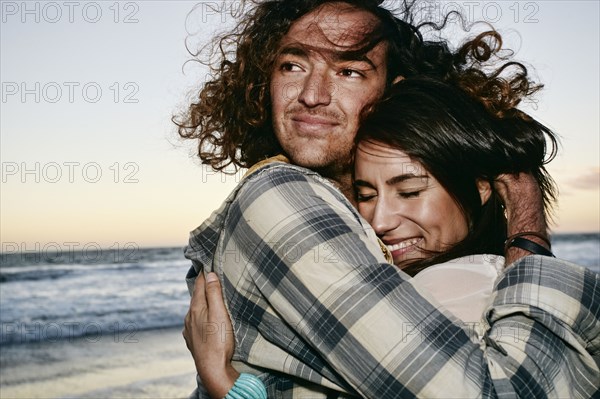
[185,161,600,398]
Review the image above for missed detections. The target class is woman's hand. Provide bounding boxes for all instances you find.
[494,172,550,265]
[183,272,239,398]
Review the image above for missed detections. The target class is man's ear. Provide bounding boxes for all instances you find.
[476,179,492,205]
[392,75,404,84]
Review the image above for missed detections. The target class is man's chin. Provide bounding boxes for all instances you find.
[288,152,333,169]
[291,152,350,174]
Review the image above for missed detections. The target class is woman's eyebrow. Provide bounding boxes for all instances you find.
[386,174,429,185]
[353,180,375,189]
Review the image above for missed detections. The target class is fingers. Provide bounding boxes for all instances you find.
[184,272,228,337]
[493,173,517,195]
[190,272,207,308]
[205,272,228,324]
[186,273,209,326]
[184,272,209,353]
[494,173,542,202]
[494,172,538,189]
[182,327,191,351]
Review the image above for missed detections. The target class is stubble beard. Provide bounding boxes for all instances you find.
[283,136,353,177]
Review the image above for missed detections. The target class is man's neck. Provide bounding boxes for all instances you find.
[314,166,356,207]
[335,172,357,207]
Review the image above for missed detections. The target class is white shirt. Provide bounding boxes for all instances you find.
[413,254,504,324]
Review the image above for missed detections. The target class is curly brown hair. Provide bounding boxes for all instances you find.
[451,30,543,120]
[173,0,546,172]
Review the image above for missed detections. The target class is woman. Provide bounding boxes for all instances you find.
[186,78,563,398]
[355,79,556,275]
[352,77,556,323]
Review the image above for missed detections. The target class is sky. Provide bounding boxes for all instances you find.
[1,1,599,252]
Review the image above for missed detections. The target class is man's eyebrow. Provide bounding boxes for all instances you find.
[334,50,376,69]
[278,44,377,70]
[386,174,429,186]
[278,45,309,59]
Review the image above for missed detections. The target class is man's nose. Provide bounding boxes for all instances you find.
[298,69,332,107]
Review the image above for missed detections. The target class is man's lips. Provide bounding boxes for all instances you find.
[383,237,423,257]
[291,115,339,133]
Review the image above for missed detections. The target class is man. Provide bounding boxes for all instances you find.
[179,1,599,397]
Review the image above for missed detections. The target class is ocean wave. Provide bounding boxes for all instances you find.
[0,268,75,283]
[0,248,192,345]
[0,260,190,284]
[552,233,600,270]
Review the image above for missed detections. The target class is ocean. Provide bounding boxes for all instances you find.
[0,247,198,398]
[0,233,598,397]
[1,233,599,346]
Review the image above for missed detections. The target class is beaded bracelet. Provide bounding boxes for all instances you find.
[224,373,267,399]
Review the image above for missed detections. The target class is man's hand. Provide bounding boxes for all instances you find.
[494,172,550,265]
[183,272,239,398]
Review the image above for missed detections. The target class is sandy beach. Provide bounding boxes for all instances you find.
[0,327,197,399]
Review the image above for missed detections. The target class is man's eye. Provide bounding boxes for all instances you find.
[280,62,302,72]
[340,68,364,78]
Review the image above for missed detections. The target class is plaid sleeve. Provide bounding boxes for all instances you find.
[484,255,600,397]
[220,165,600,398]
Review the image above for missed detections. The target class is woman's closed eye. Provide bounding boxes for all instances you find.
[398,190,421,199]
[356,191,377,202]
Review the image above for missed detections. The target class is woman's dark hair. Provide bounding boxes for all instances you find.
[355,78,558,275]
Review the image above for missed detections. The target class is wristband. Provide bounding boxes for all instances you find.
[505,231,551,248]
[224,373,267,399]
[505,236,554,257]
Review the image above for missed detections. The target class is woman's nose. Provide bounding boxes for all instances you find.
[370,196,400,236]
